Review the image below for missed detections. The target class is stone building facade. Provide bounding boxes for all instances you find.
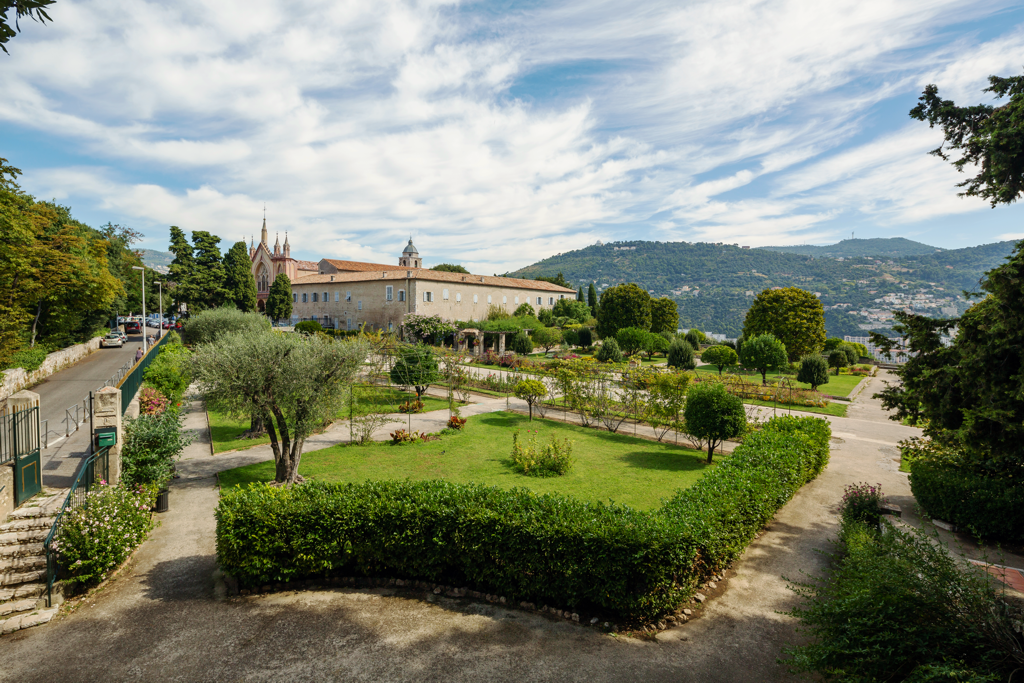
[248,218,318,311]
[272,237,575,330]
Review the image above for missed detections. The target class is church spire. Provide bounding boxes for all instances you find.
[283,231,290,257]
[260,204,268,246]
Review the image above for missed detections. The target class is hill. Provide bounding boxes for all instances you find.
[759,237,942,258]
[139,249,173,274]
[505,240,1017,338]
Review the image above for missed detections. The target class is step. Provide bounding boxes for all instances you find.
[0,516,56,533]
[0,606,58,635]
[0,582,45,602]
[6,492,67,520]
[0,528,48,546]
[0,598,38,617]
[0,543,43,559]
[0,569,45,586]
[0,555,45,574]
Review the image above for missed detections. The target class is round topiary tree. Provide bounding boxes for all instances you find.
[667,338,696,370]
[796,354,830,391]
[828,349,850,376]
[615,327,647,356]
[683,381,746,463]
[701,344,738,375]
[390,344,440,398]
[743,287,826,362]
[510,330,534,355]
[294,320,323,335]
[576,327,593,348]
[513,379,548,420]
[595,338,623,363]
[740,333,788,385]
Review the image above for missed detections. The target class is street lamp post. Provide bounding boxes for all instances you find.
[157,281,163,340]
[132,265,146,355]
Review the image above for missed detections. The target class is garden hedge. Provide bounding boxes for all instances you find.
[910,460,1024,543]
[216,415,831,620]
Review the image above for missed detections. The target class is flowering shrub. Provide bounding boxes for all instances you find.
[840,482,884,525]
[398,399,424,414]
[508,429,574,477]
[139,387,169,415]
[121,410,194,490]
[53,484,156,586]
[447,415,467,430]
[390,429,427,444]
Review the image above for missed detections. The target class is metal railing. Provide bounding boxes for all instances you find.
[116,333,171,415]
[43,445,110,607]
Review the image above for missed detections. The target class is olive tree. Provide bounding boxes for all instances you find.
[531,326,562,352]
[191,329,367,484]
[683,381,746,464]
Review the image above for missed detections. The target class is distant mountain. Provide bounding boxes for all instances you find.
[759,237,942,258]
[139,249,173,274]
[506,239,1017,339]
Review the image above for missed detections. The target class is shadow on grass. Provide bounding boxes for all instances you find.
[618,450,709,473]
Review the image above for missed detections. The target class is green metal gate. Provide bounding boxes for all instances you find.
[1,406,42,505]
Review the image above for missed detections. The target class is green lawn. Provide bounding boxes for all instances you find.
[207,387,456,454]
[217,411,714,511]
[693,366,867,397]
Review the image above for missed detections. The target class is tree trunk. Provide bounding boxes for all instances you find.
[707,441,715,464]
[30,301,43,348]
[241,413,266,439]
[761,370,768,386]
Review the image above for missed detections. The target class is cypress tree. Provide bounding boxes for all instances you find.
[167,225,194,312]
[266,273,293,322]
[578,286,584,302]
[223,241,258,312]
[587,283,598,316]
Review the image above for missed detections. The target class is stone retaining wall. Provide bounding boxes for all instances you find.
[0,337,102,402]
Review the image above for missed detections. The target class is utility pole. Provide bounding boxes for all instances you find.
[132,266,147,355]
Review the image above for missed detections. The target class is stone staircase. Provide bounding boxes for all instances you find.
[0,490,66,635]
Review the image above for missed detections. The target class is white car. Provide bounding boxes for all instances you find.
[100,333,124,348]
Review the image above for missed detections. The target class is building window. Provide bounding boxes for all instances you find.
[443,288,449,300]
[302,293,308,303]
[503,296,507,304]
[386,285,393,301]
[559,294,565,300]
[335,291,340,302]
[323,291,328,302]
[549,297,554,306]
[346,291,351,301]
[292,293,297,303]
[312,293,318,303]
[455,293,461,303]
[487,295,492,304]
[473,294,478,304]
[423,291,433,302]
[398,289,405,302]
[358,301,362,311]
[537,296,542,306]
[514,296,519,304]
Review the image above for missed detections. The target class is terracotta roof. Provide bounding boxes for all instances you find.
[293,269,574,293]
[321,259,408,272]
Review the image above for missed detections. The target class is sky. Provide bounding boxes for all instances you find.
[3,0,1024,274]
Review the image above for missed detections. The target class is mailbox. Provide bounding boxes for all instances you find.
[95,426,117,448]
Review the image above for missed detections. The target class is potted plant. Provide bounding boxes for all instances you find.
[119,407,194,513]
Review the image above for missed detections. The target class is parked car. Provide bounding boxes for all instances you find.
[112,329,128,343]
[125,322,141,334]
[100,333,124,348]
[162,321,173,329]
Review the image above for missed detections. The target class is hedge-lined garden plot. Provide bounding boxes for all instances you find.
[216,415,831,622]
[218,412,711,510]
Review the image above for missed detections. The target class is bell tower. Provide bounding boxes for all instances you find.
[399,238,421,269]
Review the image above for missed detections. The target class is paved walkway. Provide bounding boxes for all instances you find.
[0,372,1003,683]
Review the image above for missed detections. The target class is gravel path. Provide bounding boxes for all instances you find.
[0,373,930,683]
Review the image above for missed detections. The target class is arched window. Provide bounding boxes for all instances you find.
[256,264,270,293]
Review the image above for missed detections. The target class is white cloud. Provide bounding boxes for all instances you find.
[4,0,1024,271]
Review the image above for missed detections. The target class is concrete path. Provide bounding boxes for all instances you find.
[0,373,932,682]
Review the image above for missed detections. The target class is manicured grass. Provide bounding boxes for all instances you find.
[217,411,714,511]
[207,387,456,454]
[693,366,867,397]
[741,397,848,417]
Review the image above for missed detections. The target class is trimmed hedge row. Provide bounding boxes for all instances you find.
[215,415,831,620]
[910,461,1024,544]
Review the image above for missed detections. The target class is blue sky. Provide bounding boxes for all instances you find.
[3,0,1024,273]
